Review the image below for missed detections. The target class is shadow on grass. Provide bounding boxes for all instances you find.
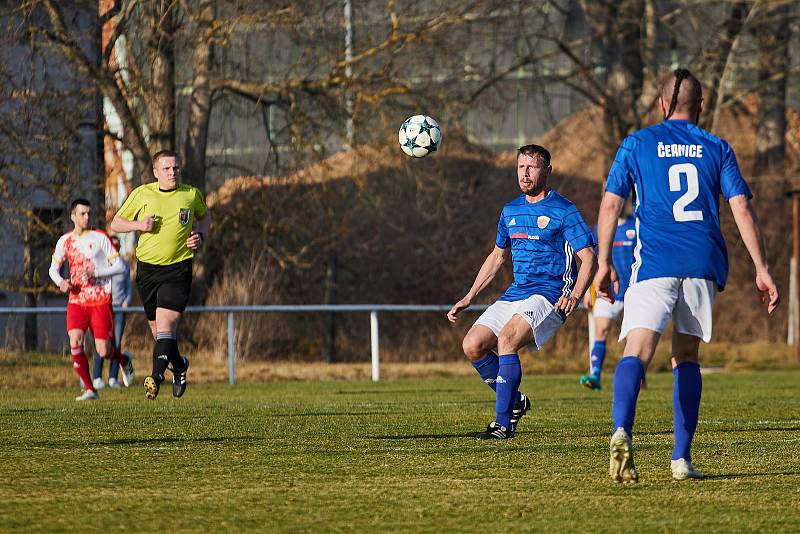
[703,471,800,480]
[337,388,464,395]
[96,436,259,446]
[0,407,50,415]
[711,427,800,433]
[368,432,484,440]
[273,411,391,417]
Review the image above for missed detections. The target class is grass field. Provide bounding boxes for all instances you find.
[2,371,800,532]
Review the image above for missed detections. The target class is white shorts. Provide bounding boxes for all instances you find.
[619,277,717,343]
[593,297,624,320]
[474,294,565,351]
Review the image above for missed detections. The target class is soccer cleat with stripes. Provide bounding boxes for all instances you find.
[609,427,638,483]
[75,389,99,401]
[671,458,704,480]
[510,392,531,430]
[121,352,135,387]
[143,374,162,400]
[476,421,514,440]
[171,357,189,398]
[579,374,602,390]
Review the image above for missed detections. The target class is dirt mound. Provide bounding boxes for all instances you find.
[200,100,796,362]
[494,97,800,186]
[208,134,494,210]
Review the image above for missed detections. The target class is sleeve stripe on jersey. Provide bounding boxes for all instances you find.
[561,241,574,298]
[630,216,643,284]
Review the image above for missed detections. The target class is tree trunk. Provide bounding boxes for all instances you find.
[635,0,659,116]
[754,2,789,173]
[700,2,750,131]
[324,248,337,363]
[183,0,213,191]
[145,2,176,153]
[23,234,37,352]
[42,0,151,185]
[581,0,644,164]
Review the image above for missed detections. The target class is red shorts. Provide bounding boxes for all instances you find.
[66,303,114,340]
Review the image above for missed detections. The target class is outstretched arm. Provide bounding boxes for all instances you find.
[447,246,509,323]
[729,195,779,313]
[594,192,624,302]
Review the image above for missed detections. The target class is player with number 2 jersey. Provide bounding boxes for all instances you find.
[605,118,750,290]
[595,69,779,485]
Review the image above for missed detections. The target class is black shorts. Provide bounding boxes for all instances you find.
[135,259,193,321]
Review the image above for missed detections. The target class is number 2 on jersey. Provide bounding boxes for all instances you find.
[668,163,703,222]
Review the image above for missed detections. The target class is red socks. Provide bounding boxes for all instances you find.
[109,346,128,366]
[71,346,93,390]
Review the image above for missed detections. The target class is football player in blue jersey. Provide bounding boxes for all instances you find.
[595,69,780,483]
[448,144,597,440]
[580,205,636,391]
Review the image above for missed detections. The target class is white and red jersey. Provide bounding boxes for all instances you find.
[49,230,120,306]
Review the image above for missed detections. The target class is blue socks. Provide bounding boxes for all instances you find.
[472,351,523,427]
[611,356,645,436]
[672,361,702,461]
[472,352,499,391]
[610,356,701,460]
[495,354,522,428]
[590,340,606,376]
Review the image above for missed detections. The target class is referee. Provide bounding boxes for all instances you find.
[111,150,210,400]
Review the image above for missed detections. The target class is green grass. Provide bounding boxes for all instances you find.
[2,371,800,532]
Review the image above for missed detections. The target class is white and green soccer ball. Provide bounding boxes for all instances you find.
[398,115,442,158]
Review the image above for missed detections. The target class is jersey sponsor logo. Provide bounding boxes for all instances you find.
[179,208,191,226]
[537,216,550,229]
[510,232,540,240]
[509,218,517,226]
[626,229,636,239]
[657,141,703,158]
[613,240,634,247]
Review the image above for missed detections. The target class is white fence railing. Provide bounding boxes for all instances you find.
[0,304,489,384]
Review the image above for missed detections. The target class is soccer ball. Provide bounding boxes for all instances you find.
[398,115,442,158]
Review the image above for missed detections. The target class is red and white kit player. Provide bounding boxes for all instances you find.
[49,198,134,401]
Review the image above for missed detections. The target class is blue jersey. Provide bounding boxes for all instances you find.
[496,190,594,304]
[605,120,751,290]
[593,216,636,301]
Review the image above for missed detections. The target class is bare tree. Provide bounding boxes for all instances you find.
[182,0,213,190]
[753,1,790,172]
[0,1,99,346]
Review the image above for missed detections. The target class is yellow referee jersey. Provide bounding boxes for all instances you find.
[117,182,207,265]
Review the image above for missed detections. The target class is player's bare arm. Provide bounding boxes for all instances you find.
[110,213,154,234]
[728,195,780,313]
[582,288,593,310]
[593,192,624,301]
[447,246,509,323]
[186,210,211,251]
[555,246,597,316]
